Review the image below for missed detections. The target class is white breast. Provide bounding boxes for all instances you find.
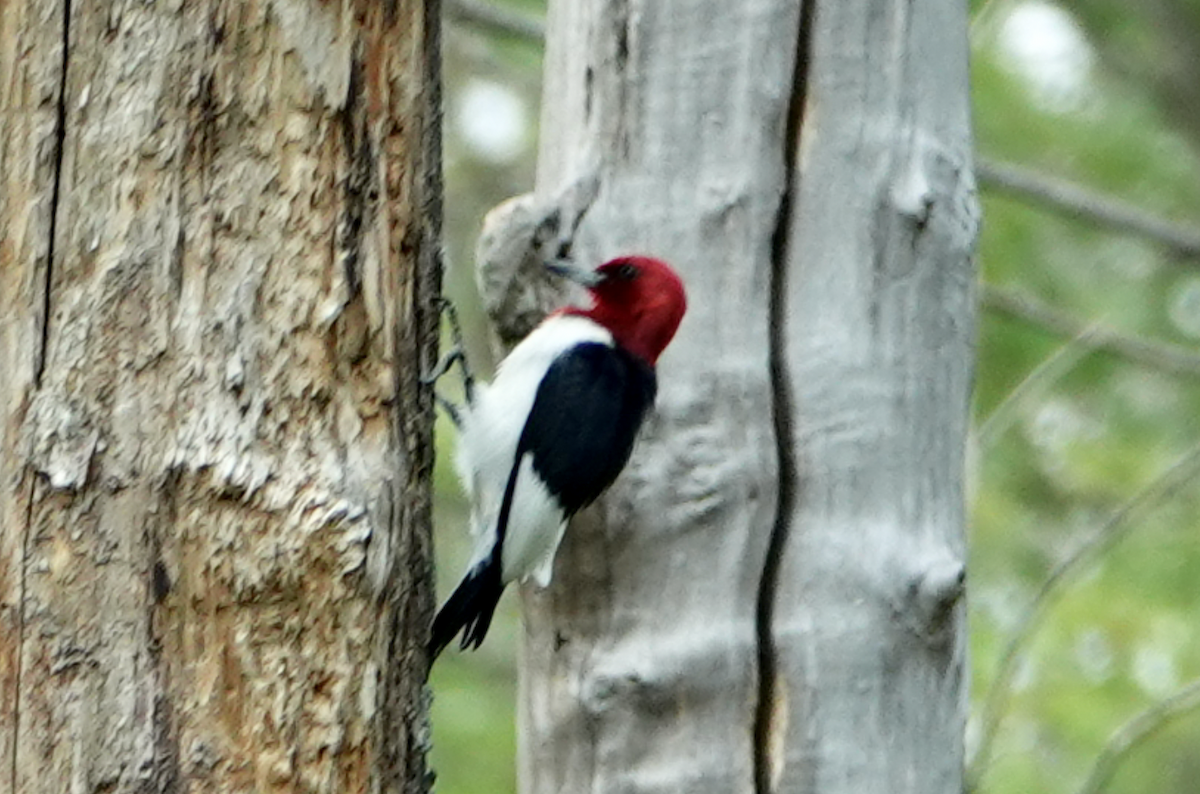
[455,314,612,584]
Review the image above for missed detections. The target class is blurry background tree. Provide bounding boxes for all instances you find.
[430,1,1200,794]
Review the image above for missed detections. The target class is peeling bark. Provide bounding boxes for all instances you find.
[0,1,441,792]
[481,1,979,793]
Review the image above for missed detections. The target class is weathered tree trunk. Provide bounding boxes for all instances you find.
[0,2,441,792]
[484,0,978,792]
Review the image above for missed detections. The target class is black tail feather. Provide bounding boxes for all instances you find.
[429,557,505,661]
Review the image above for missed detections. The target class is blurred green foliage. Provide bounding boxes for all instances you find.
[969,2,1200,793]
[430,2,1200,793]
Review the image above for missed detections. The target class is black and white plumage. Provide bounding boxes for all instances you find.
[429,256,687,659]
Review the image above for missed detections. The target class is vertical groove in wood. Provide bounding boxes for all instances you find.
[36,0,69,389]
[754,2,816,790]
[1,1,69,789]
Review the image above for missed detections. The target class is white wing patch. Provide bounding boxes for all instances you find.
[501,454,568,585]
[455,315,612,586]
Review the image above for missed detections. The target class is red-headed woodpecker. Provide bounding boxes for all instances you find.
[429,255,687,659]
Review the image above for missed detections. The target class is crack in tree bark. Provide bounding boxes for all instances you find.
[37,0,70,387]
[13,2,72,788]
[339,50,376,301]
[753,2,816,792]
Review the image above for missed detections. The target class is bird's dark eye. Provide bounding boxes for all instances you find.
[615,263,639,281]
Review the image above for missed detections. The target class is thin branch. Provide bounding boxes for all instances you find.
[1073,678,1200,794]
[982,285,1200,378]
[978,159,1200,260]
[444,0,544,42]
[976,324,1102,450]
[967,442,1200,790]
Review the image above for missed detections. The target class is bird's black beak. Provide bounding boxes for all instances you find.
[547,260,605,288]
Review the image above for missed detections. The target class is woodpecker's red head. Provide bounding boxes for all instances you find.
[552,255,687,365]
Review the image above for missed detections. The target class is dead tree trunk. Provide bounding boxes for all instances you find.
[476,0,978,792]
[0,2,441,792]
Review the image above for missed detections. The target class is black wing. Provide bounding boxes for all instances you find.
[428,342,655,661]
[517,342,657,519]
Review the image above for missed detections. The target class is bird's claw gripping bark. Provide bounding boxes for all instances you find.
[423,298,476,426]
[432,393,464,428]
[421,345,467,386]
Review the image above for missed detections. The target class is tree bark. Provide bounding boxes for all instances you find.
[0,2,441,792]
[480,0,979,792]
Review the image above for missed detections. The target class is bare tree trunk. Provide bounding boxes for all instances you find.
[478,0,978,792]
[0,2,441,792]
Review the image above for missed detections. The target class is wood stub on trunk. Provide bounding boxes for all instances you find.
[0,2,442,792]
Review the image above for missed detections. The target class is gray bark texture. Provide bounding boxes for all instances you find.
[0,1,441,792]
[475,0,979,792]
